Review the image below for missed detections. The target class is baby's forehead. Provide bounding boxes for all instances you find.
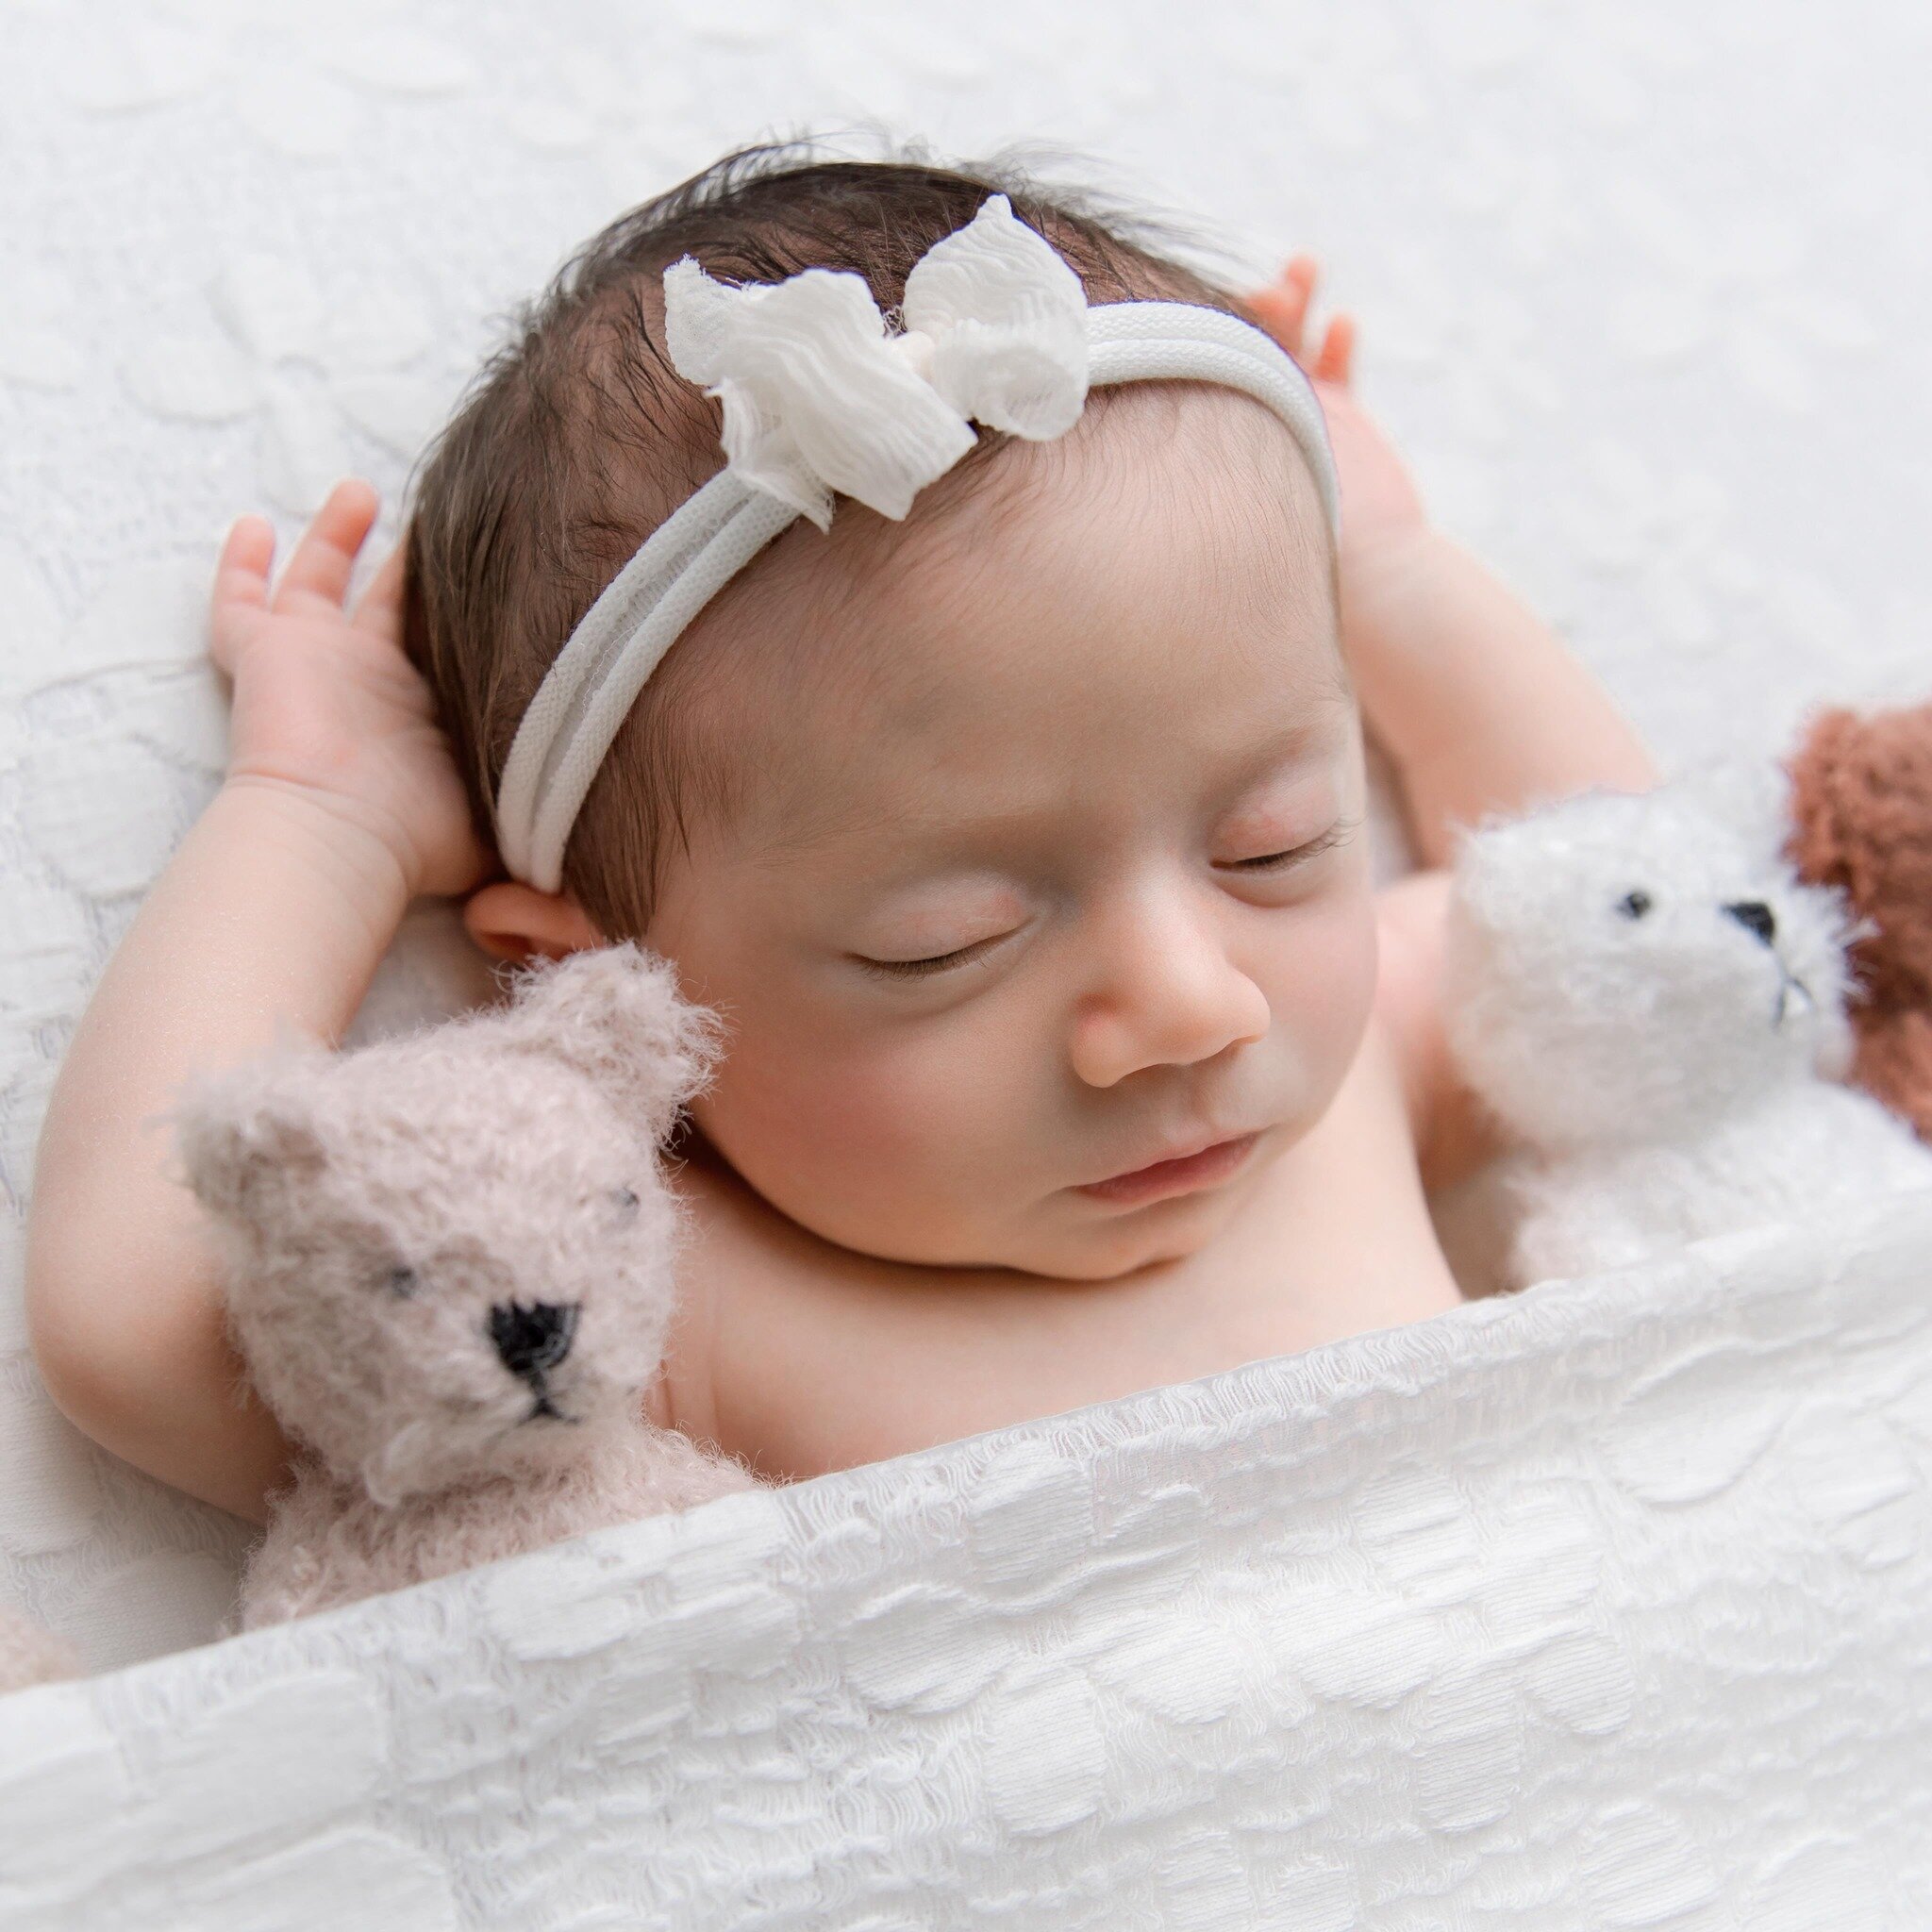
[894,379,1333,594]
[683,383,1345,862]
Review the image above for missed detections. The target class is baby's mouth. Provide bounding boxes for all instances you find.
[1075,1131,1262,1206]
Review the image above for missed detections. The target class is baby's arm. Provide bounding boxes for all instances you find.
[1253,266,1656,1193]
[1252,261,1657,856]
[25,483,486,1521]
[1341,525,1657,863]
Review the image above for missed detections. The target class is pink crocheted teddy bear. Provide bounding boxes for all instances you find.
[177,944,761,1630]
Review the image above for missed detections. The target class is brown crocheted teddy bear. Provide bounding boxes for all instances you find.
[176,943,762,1630]
[1785,697,1932,1144]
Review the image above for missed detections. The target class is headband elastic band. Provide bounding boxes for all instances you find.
[495,204,1341,892]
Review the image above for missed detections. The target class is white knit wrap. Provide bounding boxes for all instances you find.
[494,194,1341,892]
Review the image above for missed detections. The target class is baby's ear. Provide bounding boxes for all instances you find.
[174,1056,330,1226]
[491,942,728,1142]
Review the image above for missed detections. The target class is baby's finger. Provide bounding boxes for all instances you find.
[1250,255,1320,358]
[272,478,380,618]
[208,515,275,675]
[1313,311,1356,388]
[351,542,407,648]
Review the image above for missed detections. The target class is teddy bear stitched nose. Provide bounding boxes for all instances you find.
[1724,900,1777,946]
[489,1301,580,1385]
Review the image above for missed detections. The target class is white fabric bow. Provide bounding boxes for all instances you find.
[661,194,1091,529]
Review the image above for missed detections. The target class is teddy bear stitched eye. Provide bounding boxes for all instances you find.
[385,1265,419,1299]
[612,1188,641,1216]
[1617,889,1654,921]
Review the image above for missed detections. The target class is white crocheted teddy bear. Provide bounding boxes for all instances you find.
[1443,787,1932,1289]
[176,944,761,1631]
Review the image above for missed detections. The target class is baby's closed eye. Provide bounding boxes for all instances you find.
[852,939,1004,980]
[1215,817,1358,874]
[846,818,1359,983]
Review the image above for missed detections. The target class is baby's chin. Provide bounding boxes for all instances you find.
[999,1163,1270,1284]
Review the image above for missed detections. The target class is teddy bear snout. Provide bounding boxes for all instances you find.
[1723,900,1777,947]
[488,1300,581,1388]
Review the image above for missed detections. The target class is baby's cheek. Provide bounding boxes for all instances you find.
[816,1035,1008,1194]
[1270,888,1380,1115]
[712,1013,988,1205]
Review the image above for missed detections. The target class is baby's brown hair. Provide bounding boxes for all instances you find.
[403,140,1263,941]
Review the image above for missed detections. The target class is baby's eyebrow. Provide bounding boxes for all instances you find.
[755,698,1352,874]
[1211,702,1353,795]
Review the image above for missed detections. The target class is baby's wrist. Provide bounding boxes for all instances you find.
[1338,525,1454,652]
[215,774,424,912]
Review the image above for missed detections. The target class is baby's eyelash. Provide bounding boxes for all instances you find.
[854,937,998,981]
[1220,818,1357,873]
[856,822,1358,981]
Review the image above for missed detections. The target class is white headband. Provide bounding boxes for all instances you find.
[495,194,1341,891]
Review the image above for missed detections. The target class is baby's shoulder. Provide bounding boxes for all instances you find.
[655,1130,946,1466]
[653,1141,755,1446]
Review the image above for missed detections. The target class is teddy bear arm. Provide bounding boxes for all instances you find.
[619,1426,763,1516]
[241,1470,409,1628]
[1510,1167,1669,1287]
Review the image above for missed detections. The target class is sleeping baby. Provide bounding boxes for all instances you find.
[25,144,1654,1516]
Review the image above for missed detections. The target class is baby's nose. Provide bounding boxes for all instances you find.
[488,1300,580,1384]
[1723,900,1776,947]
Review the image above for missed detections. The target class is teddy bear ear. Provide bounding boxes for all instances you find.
[491,942,728,1142]
[174,1057,330,1225]
[1679,758,1790,863]
[1446,805,1543,934]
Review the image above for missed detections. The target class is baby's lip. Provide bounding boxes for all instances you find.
[1097,1124,1251,1178]
[1074,1129,1264,1205]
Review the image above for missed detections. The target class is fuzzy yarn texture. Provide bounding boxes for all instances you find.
[175,944,761,1630]
[239,1423,752,1632]
[1785,698,1932,1143]
[1444,787,1932,1287]
[0,1602,78,1694]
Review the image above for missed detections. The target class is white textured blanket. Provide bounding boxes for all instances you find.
[6,1192,1932,1925]
[6,0,1932,1918]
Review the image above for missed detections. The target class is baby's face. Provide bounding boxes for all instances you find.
[646,387,1374,1281]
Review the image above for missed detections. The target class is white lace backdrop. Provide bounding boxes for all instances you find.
[2,0,1928,1673]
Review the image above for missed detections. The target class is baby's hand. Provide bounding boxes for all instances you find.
[1248,258,1430,585]
[210,479,487,900]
